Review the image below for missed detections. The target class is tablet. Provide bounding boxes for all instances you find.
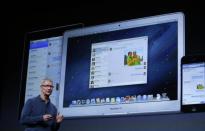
[18,24,83,119]
[181,55,205,112]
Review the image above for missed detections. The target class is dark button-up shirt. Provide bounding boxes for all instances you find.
[20,95,60,131]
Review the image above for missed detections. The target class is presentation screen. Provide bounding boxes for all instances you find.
[18,24,83,118]
[59,12,185,118]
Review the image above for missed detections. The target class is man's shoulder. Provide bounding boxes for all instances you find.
[25,95,40,103]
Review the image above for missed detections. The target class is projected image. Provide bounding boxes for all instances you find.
[25,37,63,107]
[57,13,187,118]
[89,37,148,88]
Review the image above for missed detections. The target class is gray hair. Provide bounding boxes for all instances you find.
[41,78,53,85]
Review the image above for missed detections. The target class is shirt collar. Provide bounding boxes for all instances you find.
[38,95,50,103]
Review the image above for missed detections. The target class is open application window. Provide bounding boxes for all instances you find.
[182,62,205,105]
[89,37,148,88]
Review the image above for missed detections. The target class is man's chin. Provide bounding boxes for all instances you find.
[46,93,52,96]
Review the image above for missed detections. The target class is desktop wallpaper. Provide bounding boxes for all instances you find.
[63,22,178,107]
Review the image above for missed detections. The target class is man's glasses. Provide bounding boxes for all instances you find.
[41,85,54,88]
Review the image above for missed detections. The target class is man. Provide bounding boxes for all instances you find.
[20,79,63,131]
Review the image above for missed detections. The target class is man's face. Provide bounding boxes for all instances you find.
[41,80,54,96]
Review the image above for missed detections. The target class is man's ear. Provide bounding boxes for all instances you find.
[40,85,43,90]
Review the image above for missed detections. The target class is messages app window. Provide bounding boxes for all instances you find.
[89,36,148,88]
[183,62,205,105]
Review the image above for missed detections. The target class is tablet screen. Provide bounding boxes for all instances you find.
[25,36,63,107]
[18,24,83,119]
[182,62,205,105]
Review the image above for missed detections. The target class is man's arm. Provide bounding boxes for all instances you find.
[52,113,63,131]
[20,99,44,125]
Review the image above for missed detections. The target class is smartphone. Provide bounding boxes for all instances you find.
[181,55,205,112]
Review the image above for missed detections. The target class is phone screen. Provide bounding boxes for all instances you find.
[182,62,205,105]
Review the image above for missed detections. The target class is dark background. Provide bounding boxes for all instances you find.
[3,1,205,131]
